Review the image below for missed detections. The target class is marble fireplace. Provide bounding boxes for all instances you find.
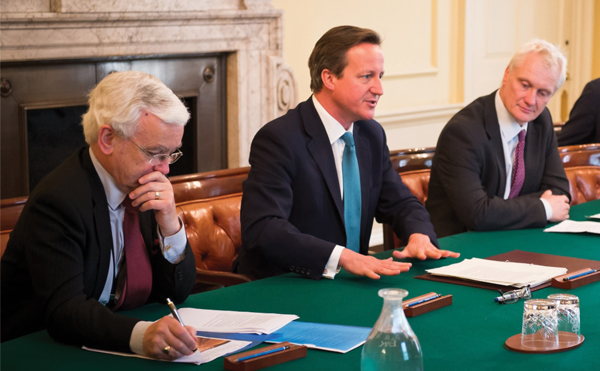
[0,0,298,198]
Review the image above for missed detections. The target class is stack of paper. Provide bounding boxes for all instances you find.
[426,258,567,288]
[178,308,299,334]
[544,220,600,234]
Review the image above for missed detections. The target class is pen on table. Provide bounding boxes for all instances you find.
[166,298,198,352]
[563,269,599,281]
[236,346,291,362]
[407,294,441,308]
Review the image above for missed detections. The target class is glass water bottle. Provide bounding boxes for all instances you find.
[361,288,423,371]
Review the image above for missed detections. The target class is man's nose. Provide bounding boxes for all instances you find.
[153,160,170,175]
[371,76,384,96]
[524,89,537,106]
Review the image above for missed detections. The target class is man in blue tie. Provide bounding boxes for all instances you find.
[235,26,458,280]
[426,39,571,238]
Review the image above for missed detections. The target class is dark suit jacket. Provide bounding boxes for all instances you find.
[557,78,600,146]
[426,91,570,238]
[234,97,438,280]
[0,147,195,351]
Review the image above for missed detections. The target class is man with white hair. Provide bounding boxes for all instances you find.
[1,71,198,360]
[426,39,571,238]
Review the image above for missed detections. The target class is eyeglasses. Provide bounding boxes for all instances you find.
[128,139,183,165]
[495,285,532,304]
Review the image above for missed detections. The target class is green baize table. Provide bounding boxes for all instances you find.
[2,200,599,371]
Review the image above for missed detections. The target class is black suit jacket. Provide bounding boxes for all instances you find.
[234,98,437,280]
[426,91,570,238]
[0,147,195,351]
[557,78,600,146]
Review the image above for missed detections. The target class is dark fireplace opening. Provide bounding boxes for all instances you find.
[1,54,227,199]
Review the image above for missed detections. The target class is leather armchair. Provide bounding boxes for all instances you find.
[564,166,600,206]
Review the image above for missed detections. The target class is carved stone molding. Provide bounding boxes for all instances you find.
[1,0,298,167]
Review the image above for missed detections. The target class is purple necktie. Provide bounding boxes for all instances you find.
[111,197,153,311]
[508,130,526,199]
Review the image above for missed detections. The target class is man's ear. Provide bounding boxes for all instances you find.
[97,125,116,155]
[321,69,336,92]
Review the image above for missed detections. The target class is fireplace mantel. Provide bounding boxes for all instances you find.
[1,0,298,168]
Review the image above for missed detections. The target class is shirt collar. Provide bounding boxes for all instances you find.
[89,147,128,211]
[495,90,528,142]
[312,95,354,143]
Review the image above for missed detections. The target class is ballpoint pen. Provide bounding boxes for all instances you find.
[563,269,599,281]
[166,298,198,352]
[236,346,291,362]
[166,298,186,326]
[407,294,441,308]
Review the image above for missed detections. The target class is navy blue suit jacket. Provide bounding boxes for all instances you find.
[234,98,438,280]
[426,91,570,238]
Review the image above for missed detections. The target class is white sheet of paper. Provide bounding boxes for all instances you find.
[588,213,600,220]
[544,220,600,234]
[178,308,299,334]
[426,258,567,288]
[83,337,251,365]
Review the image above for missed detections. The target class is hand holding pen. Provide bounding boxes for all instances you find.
[140,298,198,360]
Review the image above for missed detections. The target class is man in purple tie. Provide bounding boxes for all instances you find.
[1,71,198,360]
[426,39,571,238]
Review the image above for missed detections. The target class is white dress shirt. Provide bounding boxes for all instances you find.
[89,148,187,354]
[495,91,552,219]
[311,95,356,279]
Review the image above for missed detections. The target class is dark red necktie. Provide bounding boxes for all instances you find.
[111,197,153,311]
[508,130,526,199]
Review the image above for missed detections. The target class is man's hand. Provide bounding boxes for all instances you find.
[339,249,412,279]
[393,233,460,261]
[541,190,570,222]
[130,171,181,236]
[143,316,198,360]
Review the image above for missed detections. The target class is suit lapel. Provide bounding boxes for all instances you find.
[81,148,115,298]
[484,91,508,196]
[523,110,546,191]
[301,99,344,221]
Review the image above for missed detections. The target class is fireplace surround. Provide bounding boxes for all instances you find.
[1,0,298,198]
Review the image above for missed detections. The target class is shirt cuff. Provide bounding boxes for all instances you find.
[540,198,553,221]
[157,217,187,264]
[322,245,344,279]
[130,321,152,355]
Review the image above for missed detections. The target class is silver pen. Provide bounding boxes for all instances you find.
[166,298,185,327]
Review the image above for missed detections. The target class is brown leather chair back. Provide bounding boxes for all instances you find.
[389,147,435,173]
[170,167,250,203]
[177,194,243,272]
[564,166,600,206]
[383,169,431,251]
[559,149,600,167]
[1,197,27,258]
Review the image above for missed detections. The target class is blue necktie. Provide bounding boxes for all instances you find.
[341,132,361,252]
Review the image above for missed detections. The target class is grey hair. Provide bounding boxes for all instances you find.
[82,71,190,145]
[508,38,567,91]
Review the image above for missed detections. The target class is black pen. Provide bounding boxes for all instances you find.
[563,269,598,281]
[166,298,186,326]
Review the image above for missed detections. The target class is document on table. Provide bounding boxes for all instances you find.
[178,308,299,334]
[544,220,600,234]
[426,258,567,288]
[589,213,600,220]
[267,321,372,353]
[83,336,251,365]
